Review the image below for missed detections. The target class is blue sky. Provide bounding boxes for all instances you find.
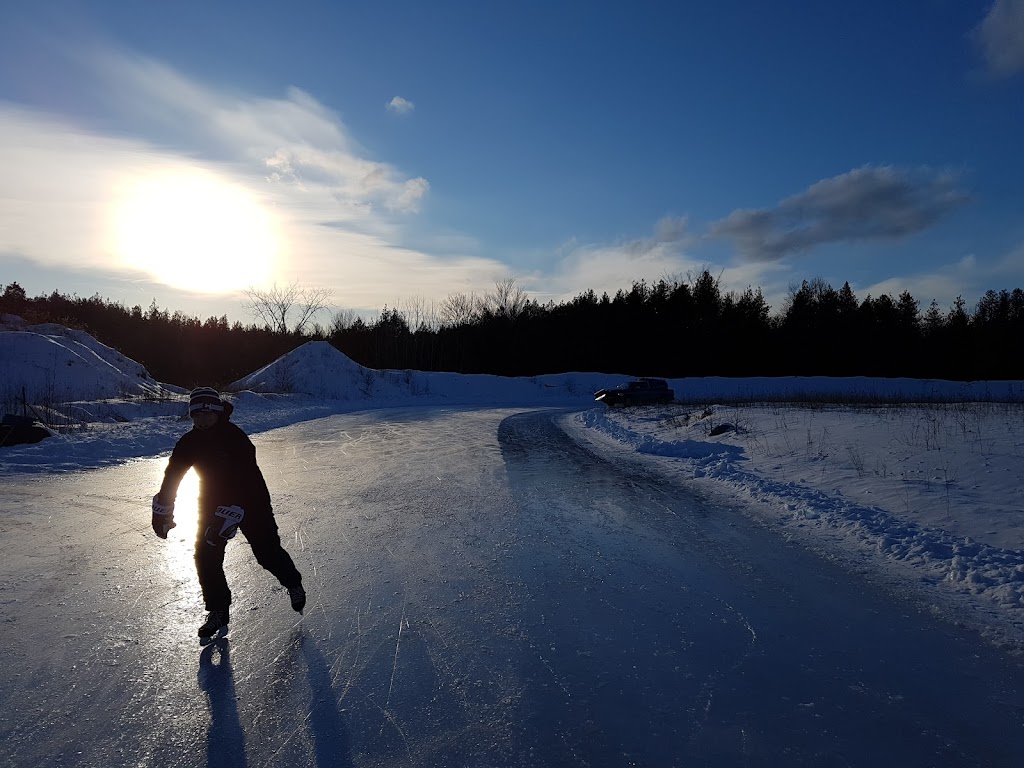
[1,0,1022,324]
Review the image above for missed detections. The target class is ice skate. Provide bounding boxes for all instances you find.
[198,609,229,638]
[288,585,306,613]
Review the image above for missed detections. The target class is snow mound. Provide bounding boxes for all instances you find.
[229,341,429,401]
[229,341,625,405]
[0,322,178,402]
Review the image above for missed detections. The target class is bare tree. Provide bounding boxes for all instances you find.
[483,277,529,319]
[329,308,360,336]
[440,292,481,328]
[399,295,440,333]
[243,282,333,334]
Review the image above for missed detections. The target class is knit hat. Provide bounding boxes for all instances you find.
[188,386,224,415]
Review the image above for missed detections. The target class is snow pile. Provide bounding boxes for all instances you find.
[231,339,619,406]
[231,340,393,400]
[1,316,178,403]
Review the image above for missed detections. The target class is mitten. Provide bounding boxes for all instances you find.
[152,494,176,539]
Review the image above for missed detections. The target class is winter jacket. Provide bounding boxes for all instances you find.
[159,406,272,517]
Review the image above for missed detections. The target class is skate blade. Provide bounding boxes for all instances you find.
[198,625,229,645]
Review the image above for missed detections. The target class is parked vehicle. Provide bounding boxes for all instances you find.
[594,378,674,407]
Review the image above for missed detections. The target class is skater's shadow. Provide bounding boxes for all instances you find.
[198,638,248,768]
[273,627,355,768]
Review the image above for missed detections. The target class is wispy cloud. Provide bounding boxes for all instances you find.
[861,255,981,308]
[973,0,1024,76]
[800,245,1024,316]
[0,105,166,271]
[529,216,724,304]
[533,236,795,316]
[83,49,429,217]
[387,96,415,115]
[0,46,482,313]
[708,165,969,262]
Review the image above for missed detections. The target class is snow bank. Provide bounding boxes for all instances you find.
[567,401,1024,640]
[670,376,1024,403]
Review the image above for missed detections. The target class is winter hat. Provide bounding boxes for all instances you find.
[188,386,224,415]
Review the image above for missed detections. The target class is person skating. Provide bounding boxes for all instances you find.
[151,387,305,638]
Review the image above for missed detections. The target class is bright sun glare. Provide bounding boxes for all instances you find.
[113,169,281,293]
[162,468,200,576]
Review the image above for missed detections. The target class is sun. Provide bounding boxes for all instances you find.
[113,168,282,293]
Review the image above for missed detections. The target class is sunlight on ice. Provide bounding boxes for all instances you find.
[110,167,282,293]
[162,468,200,576]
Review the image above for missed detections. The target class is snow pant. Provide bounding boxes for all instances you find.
[194,506,302,611]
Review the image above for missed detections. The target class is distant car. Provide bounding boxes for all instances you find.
[594,378,674,407]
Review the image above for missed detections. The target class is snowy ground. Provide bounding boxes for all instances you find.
[3,317,1024,650]
[564,401,1024,650]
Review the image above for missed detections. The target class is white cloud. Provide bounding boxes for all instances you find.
[974,0,1024,76]
[992,240,1024,271]
[713,261,794,314]
[709,165,969,262]
[0,48,513,315]
[505,214,819,314]
[861,274,964,307]
[849,245,1024,312]
[0,105,166,271]
[393,177,430,213]
[68,48,428,225]
[534,224,1024,320]
[387,96,415,115]
[707,242,1024,321]
[523,218,714,304]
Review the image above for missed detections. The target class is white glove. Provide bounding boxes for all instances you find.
[152,495,176,539]
[152,495,174,516]
[205,505,245,546]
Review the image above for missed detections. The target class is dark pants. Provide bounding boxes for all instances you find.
[194,507,302,611]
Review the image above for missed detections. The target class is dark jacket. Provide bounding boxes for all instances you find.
[159,405,272,516]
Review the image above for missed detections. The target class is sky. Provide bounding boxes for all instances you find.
[1,0,1023,325]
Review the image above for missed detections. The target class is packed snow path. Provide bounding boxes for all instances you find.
[2,407,1024,767]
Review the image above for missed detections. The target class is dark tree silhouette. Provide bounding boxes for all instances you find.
[4,275,1024,385]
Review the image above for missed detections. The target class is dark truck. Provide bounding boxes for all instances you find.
[594,377,674,407]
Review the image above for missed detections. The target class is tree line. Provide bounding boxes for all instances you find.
[2,274,1023,388]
